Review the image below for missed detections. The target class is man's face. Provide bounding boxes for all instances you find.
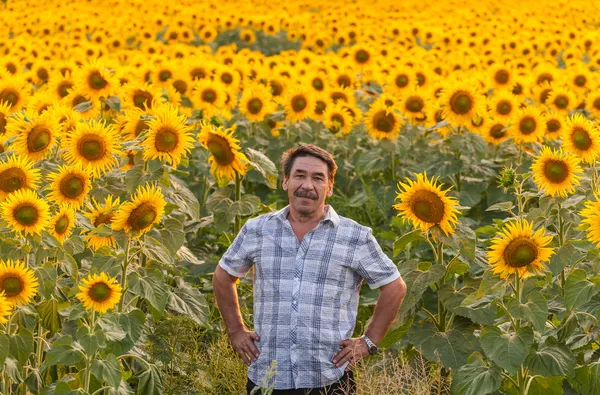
[283,156,333,216]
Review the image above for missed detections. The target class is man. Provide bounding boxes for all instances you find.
[212,144,407,395]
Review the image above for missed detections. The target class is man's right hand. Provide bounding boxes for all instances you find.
[229,327,260,366]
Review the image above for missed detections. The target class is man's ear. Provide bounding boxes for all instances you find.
[282,177,288,191]
[327,183,334,197]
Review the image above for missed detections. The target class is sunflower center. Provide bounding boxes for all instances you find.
[134,120,148,137]
[544,159,569,183]
[88,71,108,90]
[512,84,523,95]
[539,89,551,104]
[406,96,424,112]
[410,190,445,223]
[247,98,263,115]
[315,101,326,115]
[201,89,217,103]
[554,95,569,109]
[504,237,538,268]
[54,215,70,235]
[155,127,179,152]
[312,78,324,91]
[77,134,106,161]
[355,49,370,64]
[575,75,586,87]
[0,88,19,107]
[372,110,396,133]
[490,124,506,139]
[572,127,592,150]
[495,70,510,84]
[497,100,512,115]
[58,81,73,98]
[59,174,85,198]
[89,282,112,302]
[173,79,188,94]
[127,202,158,230]
[0,167,26,193]
[449,91,473,114]
[1,275,23,297]
[133,90,153,109]
[94,212,114,227]
[14,204,38,225]
[291,95,307,112]
[331,114,345,130]
[270,80,283,97]
[542,121,559,136]
[27,125,51,153]
[159,70,172,82]
[416,73,426,86]
[537,73,553,85]
[337,75,351,88]
[206,134,234,165]
[519,117,537,134]
[221,73,233,84]
[594,98,600,111]
[395,74,409,88]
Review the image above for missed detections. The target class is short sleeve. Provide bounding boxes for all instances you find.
[354,228,401,289]
[218,221,256,278]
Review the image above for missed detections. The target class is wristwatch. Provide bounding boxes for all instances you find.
[360,334,378,355]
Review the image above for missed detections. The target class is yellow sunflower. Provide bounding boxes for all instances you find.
[508,106,545,144]
[83,195,120,251]
[0,291,11,324]
[74,59,117,100]
[191,79,227,118]
[562,113,600,164]
[487,90,518,122]
[585,89,600,119]
[0,154,42,201]
[121,82,163,111]
[7,110,59,162]
[0,100,12,138]
[546,87,576,116]
[544,113,564,141]
[1,189,50,236]
[0,76,27,113]
[141,103,195,167]
[76,272,122,313]
[282,85,315,123]
[480,119,510,145]
[111,183,166,237]
[580,192,600,248]
[239,83,275,122]
[48,205,76,244]
[0,259,39,306]
[398,87,429,124]
[531,146,583,197]
[63,119,121,177]
[487,219,554,279]
[323,104,353,135]
[46,163,93,209]
[439,79,485,127]
[489,63,514,90]
[365,100,404,140]
[47,71,75,101]
[393,172,460,236]
[116,107,152,142]
[387,64,417,94]
[197,121,249,184]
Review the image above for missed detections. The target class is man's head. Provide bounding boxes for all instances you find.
[281,145,338,216]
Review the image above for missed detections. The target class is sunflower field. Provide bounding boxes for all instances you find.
[3,0,600,393]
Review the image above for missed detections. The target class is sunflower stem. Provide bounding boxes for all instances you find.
[557,201,567,295]
[83,309,96,393]
[35,320,45,370]
[118,238,131,313]
[234,171,242,235]
[391,151,396,182]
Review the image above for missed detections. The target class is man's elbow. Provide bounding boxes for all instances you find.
[381,277,406,300]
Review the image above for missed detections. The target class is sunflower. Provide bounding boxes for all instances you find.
[1,189,50,236]
[49,205,76,243]
[213,65,241,93]
[240,29,256,45]
[27,90,56,115]
[487,219,554,279]
[239,83,275,122]
[489,63,514,90]
[562,113,600,164]
[63,119,121,177]
[365,100,404,140]
[305,70,329,94]
[46,163,93,209]
[76,272,122,313]
[7,110,59,162]
[282,85,314,123]
[0,259,38,306]
[141,103,195,167]
[546,87,576,115]
[111,183,166,237]
[121,82,163,111]
[580,192,600,248]
[508,106,545,144]
[62,90,99,118]
[387,65,417,93]
[0,155,42,201]
[0,291,11,324]
[0,100,11,138]
[487,90,518,122]
[197,121,249,184]
[480,119,510,145]
[543,113,564,141]
[393,172,459,236]
[74,59,116,100]
[349,44,373,69]
[567,65,592,94]
[83,195,120,251]
[398,87,429,124]
[585,89,600,119]
[191,79,227,118]
[0,76,27,112]
[323,104,353,135]
[439,79,485,127]
[531,146,583,197]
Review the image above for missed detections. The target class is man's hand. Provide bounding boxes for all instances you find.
[332,337,370,372]
[229,327,260,366]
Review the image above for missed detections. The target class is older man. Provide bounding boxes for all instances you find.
[212,144,406,395]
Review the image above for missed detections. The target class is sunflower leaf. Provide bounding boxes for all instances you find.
[565,269,598,311]
[450,360,502,395]
[506,292,548,332]
[480,326,533,375]
[526,337,575,377]
[91,354,122,390]
[37,298,62,334]
[569,362,600,395]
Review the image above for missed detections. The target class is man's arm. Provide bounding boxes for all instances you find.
[212,265,246,335]
[364,277,407,345]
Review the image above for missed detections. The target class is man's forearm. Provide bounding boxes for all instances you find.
[213,275,246,335]
[364,281,406,345]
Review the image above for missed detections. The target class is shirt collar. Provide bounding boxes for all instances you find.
[274,204,340,228]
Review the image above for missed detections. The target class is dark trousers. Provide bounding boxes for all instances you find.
[246,370,356,395]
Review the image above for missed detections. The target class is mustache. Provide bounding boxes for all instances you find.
[295,190,318,199]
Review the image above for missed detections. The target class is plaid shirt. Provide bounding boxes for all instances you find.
[218,204,401,390]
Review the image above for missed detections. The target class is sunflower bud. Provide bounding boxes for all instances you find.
[498,167,517,191]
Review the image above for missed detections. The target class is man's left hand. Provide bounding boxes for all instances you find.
[332,337,370,372]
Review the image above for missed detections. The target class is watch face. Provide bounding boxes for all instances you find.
[369,346,377,354]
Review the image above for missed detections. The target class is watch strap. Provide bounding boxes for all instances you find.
[361,334,378,354]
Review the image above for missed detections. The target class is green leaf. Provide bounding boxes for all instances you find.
[565,269,598,311]
[136,364,163,395]
[527,376,564,395]
[37,298,62,333]
[10,328,34,366]
[91,354,122,390]
[480,326,533,375]
[92,254,120,278]
[97,314,127,342]
[548,243,585,276]
[230,194,261,216]
[206,186,234,213]
[127,271,169,313]
[143,236,174,265]
[64,236,85,255]
[455,293,497,326]
[570,362,600,395]
[450,361,502,395]
[4,356,23,382]
[0,334,8,366]
[167,277,209,325]
[246,147,278,189]
[445,259,470,279]
[407,321,478,370]
[397,261,445,321]
[506,292,548,332]
[76,327,98,356]
[158,218,185,255]
[525,338,575,377]
[168,175,200,220]
[41,337,85,371]
[393,230,425,257]
[486,201,515,212]
[58,254,78,281]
